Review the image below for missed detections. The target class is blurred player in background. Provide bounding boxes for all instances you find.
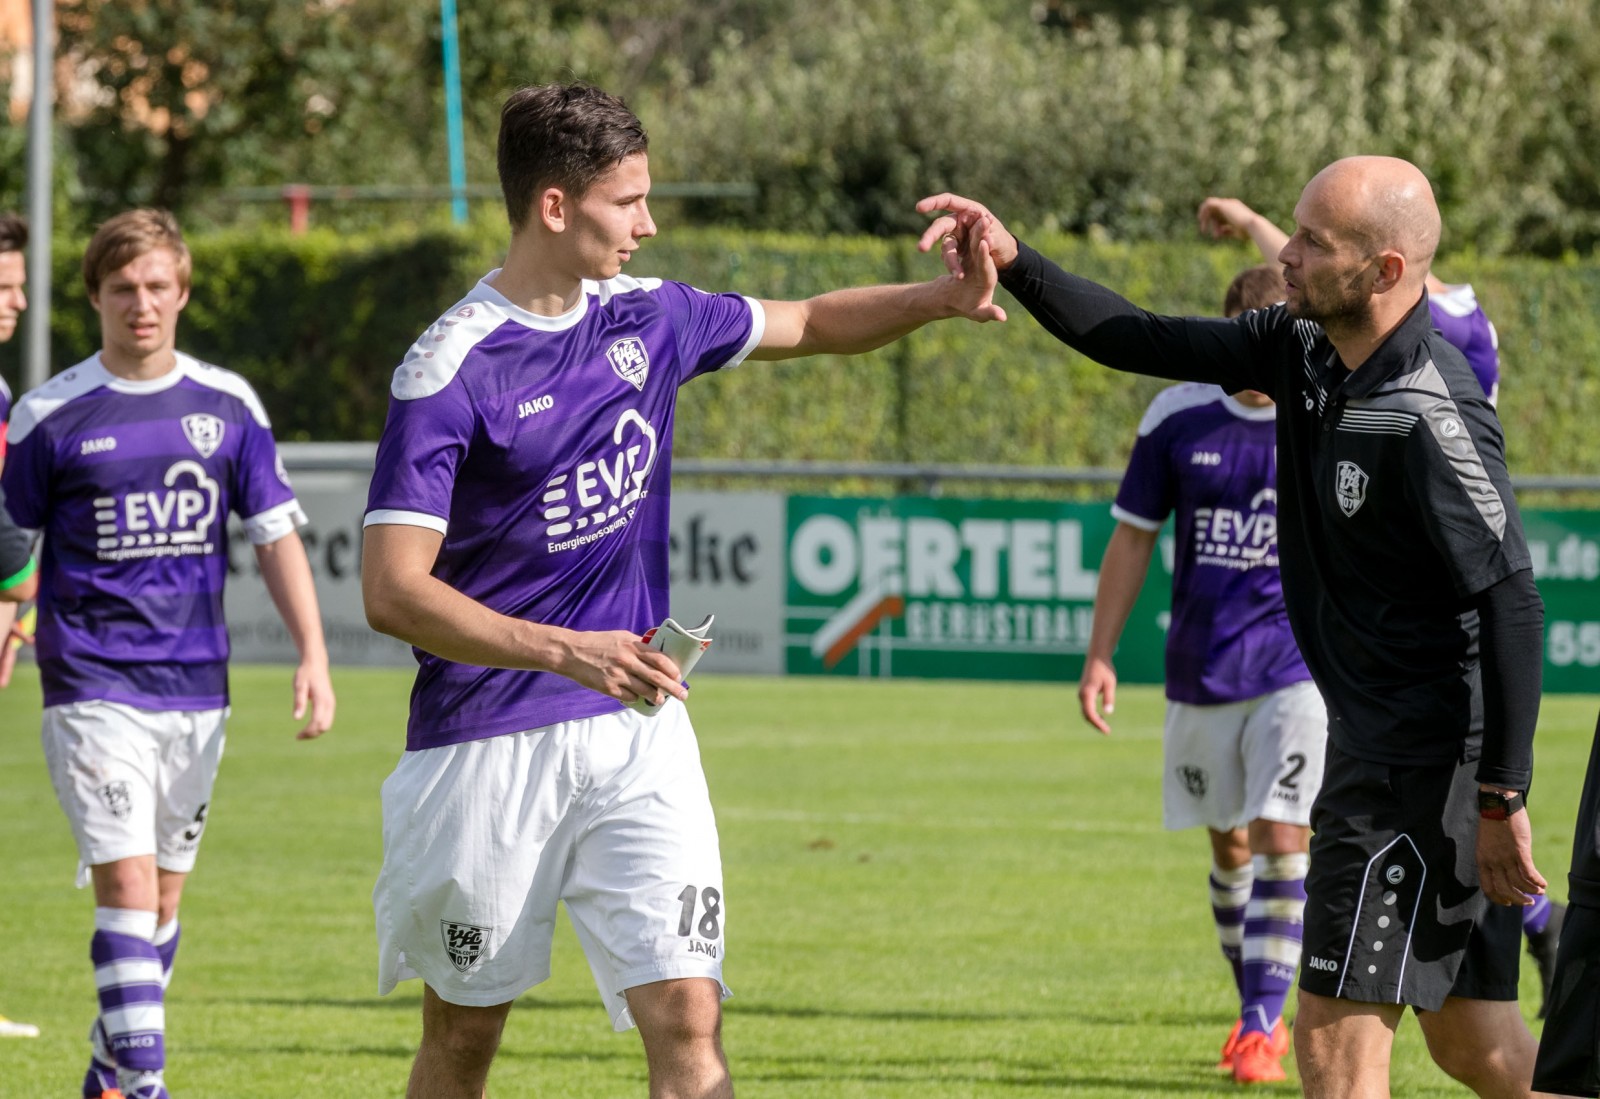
[1079,263,1324,1084]
[0,210,336,1099]
[0,210,42,1041]
[1198,194,1563,1014]
[361,81,1004,1098]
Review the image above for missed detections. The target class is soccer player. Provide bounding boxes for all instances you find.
[1197,193,1566,1014]
[1079,263,1325,1083]
[921,156,1545,1098]
[1530,708,1600,1099]
[0,211,42,1041]
[360,81,1004,1098]
[0,211,37,696]
[0,209,336,1099]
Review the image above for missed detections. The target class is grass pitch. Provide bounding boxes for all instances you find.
[1,666,1591,1096]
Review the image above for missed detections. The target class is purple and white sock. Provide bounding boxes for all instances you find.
[1523,894,1553,936]
[90,907,166,1091]
[1240,853,1308,1037]
[153,917,180,990]
[1209,861,1253,1000]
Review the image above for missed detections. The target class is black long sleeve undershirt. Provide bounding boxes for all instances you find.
[1474,567,1544,792]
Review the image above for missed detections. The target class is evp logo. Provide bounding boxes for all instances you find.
[541,409,659,548]
[94,459,221,558]
[1191,487,1279,570]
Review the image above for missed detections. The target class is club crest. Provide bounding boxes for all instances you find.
[440,920,491,973]
[1335,460,1369,517]
[98,781,133,821]
[1177,765,1208,799]
[607,337,649,390]
[181,413,225,459]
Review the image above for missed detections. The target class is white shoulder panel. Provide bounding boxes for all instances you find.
[1430,283,1480,318]
[1135,382,1225,437]
[392,290,515,401]
[178,353,274,428]
[7,355,109,445]
[591,274,664,306]
[0,374,10,403]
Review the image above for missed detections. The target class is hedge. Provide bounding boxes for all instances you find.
[6,225,1595,481]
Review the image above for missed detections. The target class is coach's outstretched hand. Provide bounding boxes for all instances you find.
[1476,808,1547,907]
[916,194,1020,275]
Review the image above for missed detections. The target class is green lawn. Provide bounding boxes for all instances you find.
[1,667,1592,1096]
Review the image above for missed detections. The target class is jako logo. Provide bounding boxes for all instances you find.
[1306,956,1339,972]
[81,436,117,455]
[518,394,555,419]
[1190,451,1222,465]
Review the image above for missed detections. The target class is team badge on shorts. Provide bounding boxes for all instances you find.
[97,781,133,820]
[607,337,650,390]
[181,413,225,459]
[440,920,491,973]
[1177,765,1208,799]
[1336,461,1369,517]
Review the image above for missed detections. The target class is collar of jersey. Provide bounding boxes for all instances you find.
[94,350,196,394]
[1220,393,1277,421]
[1339,293,1435,400]
[474,270,590,332]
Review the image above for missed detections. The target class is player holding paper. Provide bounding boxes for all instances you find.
[360,81,1004,1097]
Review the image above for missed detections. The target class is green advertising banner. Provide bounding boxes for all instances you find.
[784,495,1600,693]
[783,496,1174,683]
[1526,510,1600,694]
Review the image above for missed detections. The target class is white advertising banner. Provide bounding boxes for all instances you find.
[226,467,787,675]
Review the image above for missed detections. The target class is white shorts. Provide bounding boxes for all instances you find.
[373,700,727,1031]
[1161,680,1326,833]
[41,700,228,883]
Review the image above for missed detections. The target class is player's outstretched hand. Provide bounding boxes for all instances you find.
[1078,655,1118,735]
[563,629,689,709]
[1475,809,1547,907]
[1196,196,1262,241]
[917,194,1020,274]
[293,659,336,740]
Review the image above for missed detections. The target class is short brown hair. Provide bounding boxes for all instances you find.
[1223,263,1286,317]
[0,213,28,255]
[83,209,192,297]
[497,82,649,231]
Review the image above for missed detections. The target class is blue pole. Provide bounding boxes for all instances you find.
[440,0,467,225]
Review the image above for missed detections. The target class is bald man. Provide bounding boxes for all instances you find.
[920,158,1545,1098]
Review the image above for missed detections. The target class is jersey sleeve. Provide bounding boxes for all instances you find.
[996,241,1283,397]
[0,484,34,589]
[364,371,477,533]
[1403,400,1531,597]
[1111,423,1175,531]
[659,281,764,384]
[0,413,50,530]
[233,409,306,545]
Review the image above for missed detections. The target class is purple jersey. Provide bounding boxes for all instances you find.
[364,271,763,751]
[1112,383,1310,705]
[1,374,11,452]
[0,352,305,709]
[1429,284,1499,402]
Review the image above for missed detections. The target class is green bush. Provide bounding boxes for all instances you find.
[11,223,1594,482]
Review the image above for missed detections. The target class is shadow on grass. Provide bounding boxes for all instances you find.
[727,1000,1226,1029]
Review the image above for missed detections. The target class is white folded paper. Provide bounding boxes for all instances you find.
[626,614,715,716]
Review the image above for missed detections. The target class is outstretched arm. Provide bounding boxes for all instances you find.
[362,523,687,708]
[917,192,1271,393]
[254,531,336,739]
[1197,197,1290,263]
[748,226,1004,361]
[1079,522,1158,735]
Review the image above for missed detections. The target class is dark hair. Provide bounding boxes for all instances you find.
[83,209,191,296]
[497,82,649,231]
[1223,263,1287,317]
[0,213,26,255]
